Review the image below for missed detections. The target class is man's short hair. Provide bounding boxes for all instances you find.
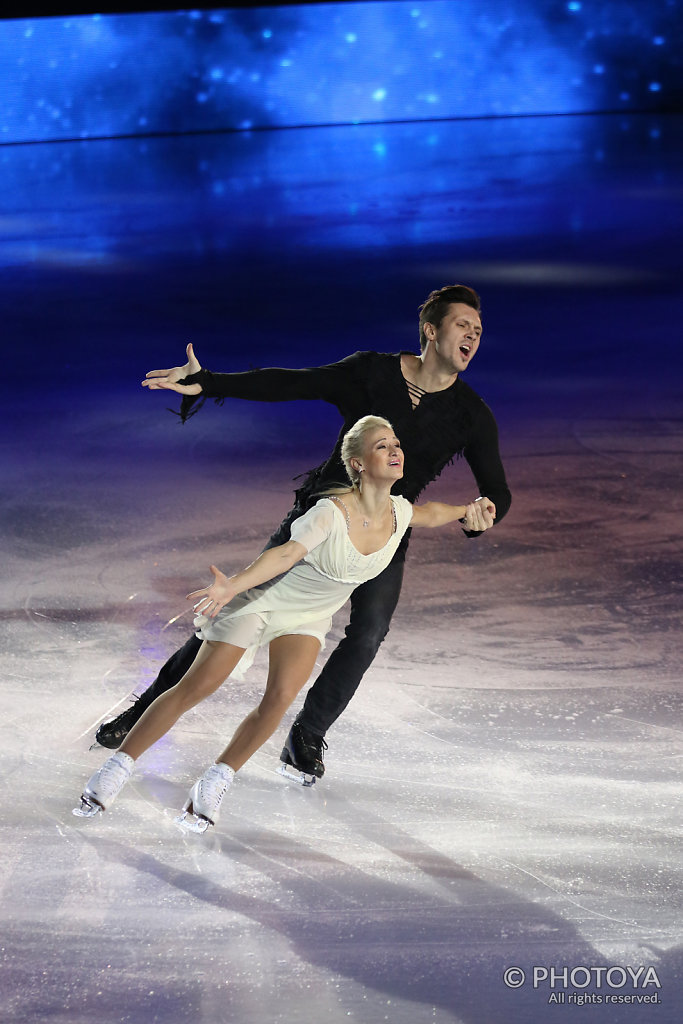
[418,284,481,352]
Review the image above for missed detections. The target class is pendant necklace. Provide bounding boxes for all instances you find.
[356,493,370,528]
[357,496,387,528]
[356,493,371,528]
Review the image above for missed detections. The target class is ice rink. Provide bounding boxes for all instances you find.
[2,109,682,1023]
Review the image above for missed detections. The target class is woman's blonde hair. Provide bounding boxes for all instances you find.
[314,415,396,500]
[307,411,393,499]
[341,415,394,487]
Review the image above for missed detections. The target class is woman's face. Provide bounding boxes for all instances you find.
[358,427,404,482]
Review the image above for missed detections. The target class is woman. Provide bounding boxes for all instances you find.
[74,415,493,832]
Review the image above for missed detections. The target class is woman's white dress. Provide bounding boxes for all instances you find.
[195,495,413,677]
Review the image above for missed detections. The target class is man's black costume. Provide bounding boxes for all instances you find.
[97,351,511,774]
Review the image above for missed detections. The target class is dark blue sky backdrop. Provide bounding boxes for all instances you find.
[3,1,682,145]
[3,2,681,408]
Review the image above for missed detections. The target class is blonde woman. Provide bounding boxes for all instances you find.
[74,415,493,832]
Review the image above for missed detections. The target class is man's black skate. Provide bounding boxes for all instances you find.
[94,697,148,749]
[278,720,327,787]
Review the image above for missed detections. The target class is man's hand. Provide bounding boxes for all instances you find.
[187,565,237,618]
[142,342,202,395]
[461,496,496,533]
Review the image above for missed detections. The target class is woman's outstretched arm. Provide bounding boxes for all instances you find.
[188,540,307,619]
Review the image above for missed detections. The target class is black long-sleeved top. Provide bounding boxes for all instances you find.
[179,351,511,526]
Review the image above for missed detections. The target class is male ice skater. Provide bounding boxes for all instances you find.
[95,284,511,782]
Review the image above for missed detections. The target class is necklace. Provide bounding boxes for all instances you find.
[329,494,397,536]
[358,497,370,528]
[356,494,396,530]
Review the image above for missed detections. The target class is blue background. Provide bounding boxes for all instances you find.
[2,1,681,144]
[2,1,682,416]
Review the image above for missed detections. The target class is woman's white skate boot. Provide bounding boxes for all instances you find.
[73,751,135,817]
[175,762,235,834]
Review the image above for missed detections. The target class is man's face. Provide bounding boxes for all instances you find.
[425,302,482,373]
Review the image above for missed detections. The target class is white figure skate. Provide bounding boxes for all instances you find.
[175,763,235,834]
[73,751,134,817]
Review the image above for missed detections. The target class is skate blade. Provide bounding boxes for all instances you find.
[72,796,102,818]
[173,811,210,834]
[277,763,316,787]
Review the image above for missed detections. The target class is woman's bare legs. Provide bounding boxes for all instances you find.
[217,634,321,772]
[119,639,246,762]
[77,636,315,821]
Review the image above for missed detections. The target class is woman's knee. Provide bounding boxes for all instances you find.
[260,679,300,717]
[174,686,207,714]
[175,671,223,710]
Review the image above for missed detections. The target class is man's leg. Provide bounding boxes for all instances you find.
[119,639,245,761]
[280,534,408,776]
[95,633,202,747]
[76,639,245,818]
[94,513,300,749]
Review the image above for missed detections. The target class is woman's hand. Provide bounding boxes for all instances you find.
[142,342,202,394]
[187,565,237,618]
[462,497,496,532]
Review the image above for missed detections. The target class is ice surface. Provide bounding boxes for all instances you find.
[1,113,682,1023]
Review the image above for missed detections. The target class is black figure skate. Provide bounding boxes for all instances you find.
[93,693,154,749]
[278,719,327,787]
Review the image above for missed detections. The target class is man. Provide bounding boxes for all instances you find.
[95,284,511,782]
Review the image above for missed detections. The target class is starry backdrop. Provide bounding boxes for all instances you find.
[2,0,681,145]
[2,2,682,407]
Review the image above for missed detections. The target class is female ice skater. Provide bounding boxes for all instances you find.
[74,415,493,832]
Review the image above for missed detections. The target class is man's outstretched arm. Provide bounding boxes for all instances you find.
[142,342,203,394]
[141,343,364,420]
